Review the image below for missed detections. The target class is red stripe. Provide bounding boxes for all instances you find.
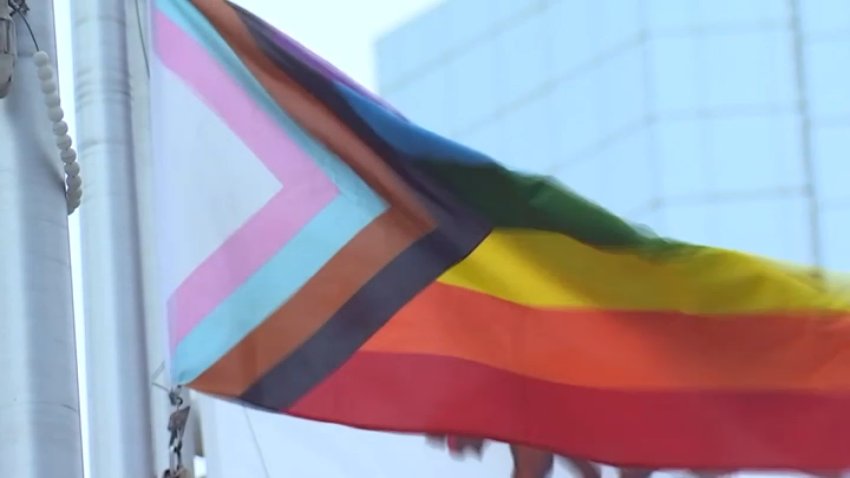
[287,351,850,470]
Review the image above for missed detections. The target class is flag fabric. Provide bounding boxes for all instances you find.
[150,0,850,471]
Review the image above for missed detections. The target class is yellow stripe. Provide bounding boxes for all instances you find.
[438,228,850,314]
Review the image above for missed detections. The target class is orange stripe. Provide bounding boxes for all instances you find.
[362,282,850,391]
[191,209,426,395]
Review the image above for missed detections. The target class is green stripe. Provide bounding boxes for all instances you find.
[326,65,675,251]
[414,160,850,298]
[415,159,681,251]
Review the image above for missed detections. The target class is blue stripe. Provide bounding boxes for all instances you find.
[333,82,495,166]
[171,194,386,384]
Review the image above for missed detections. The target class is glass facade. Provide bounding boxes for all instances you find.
[376,0,850,269]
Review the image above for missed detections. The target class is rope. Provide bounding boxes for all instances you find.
[133,0,149,77]
[8,0,38,51]
[34,50,82,214]
[3,0,82,214]
[243,407,272,478]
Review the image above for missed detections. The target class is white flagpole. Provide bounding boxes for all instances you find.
[0,1,85,477]
[69,0,155,476]
[125,0,198,474]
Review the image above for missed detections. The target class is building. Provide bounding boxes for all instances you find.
[376,0,850,269]
[123,2,850,477]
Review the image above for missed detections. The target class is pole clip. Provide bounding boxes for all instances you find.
[161,386,191,478]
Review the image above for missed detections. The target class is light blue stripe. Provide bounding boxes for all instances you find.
[154,1,388,381]
[172,193,385,384]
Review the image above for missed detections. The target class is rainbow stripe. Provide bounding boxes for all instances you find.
[152,0,850,471]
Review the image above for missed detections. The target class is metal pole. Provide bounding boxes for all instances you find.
[0,1,85,477]
[125,0,197,474]
[70,0,155,476]
[126,4,172,474]
[788,0,822,268]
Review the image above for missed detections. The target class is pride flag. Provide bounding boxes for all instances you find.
[150,0,850,470]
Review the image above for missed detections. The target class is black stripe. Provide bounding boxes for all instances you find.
[229,2,690,252]
[240,209,488,409]
[230,3,471,217]
[228,3,491,409]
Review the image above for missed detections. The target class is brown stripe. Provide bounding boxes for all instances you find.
[189,0,430,222]
[186,0,436,395]
[192,208,428,395]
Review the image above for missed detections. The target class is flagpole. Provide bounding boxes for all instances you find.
[0,1,85,477]
[125,0,198,474]
[70,0,155,476]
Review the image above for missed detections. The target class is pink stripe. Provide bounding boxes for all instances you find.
[153,10,337,350]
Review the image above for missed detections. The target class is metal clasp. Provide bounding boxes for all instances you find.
[163,386,191,478]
